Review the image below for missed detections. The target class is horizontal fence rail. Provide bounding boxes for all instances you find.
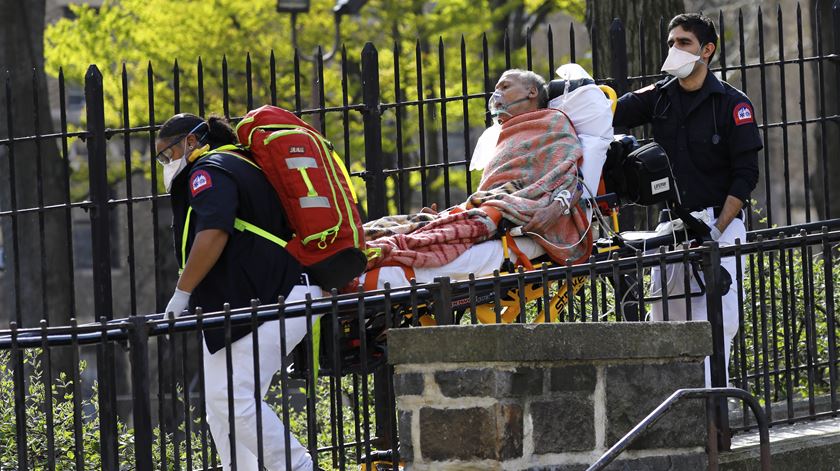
[1,3,839,469]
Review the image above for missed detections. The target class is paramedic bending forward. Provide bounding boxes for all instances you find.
[157,112,322,471]
[612,13,761,386]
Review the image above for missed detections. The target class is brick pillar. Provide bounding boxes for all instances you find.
[389,322,712,470]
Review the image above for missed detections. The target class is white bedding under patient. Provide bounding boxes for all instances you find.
[359,237,546,290]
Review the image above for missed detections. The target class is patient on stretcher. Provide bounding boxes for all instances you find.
[359,67,613,290]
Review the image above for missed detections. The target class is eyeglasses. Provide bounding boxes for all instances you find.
[155,135,187,165]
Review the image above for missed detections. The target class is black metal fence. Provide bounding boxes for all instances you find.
[0,3,839,469]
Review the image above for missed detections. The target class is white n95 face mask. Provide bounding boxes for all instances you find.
[163,156,188,192]
[661,45,704,79]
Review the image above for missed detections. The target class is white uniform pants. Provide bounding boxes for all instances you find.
[650,208,745,387]
[203,284,323,471]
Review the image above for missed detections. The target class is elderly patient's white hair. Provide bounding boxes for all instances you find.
[501,69,549,108]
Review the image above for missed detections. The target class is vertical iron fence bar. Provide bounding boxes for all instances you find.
[147,63,163,313]
[609,19,628,96]
[222,55,230,119]
[757,6,772,227]
[11,323,26,468]
[129,316,154,469]
[362,43,386,219]
[294,49,302,114]
[682,244,692,320]
[32,70,48,323]
[658,16,668,78]
[718,11,727,82]
[305,296,319,468]
[197,57,206,117]
[816,3,831,218]
[357,291,373,468]
[737,9,749,227]
[483,33,491,128]
[639,17,647,85]
[493,270,503,323]
[330,291,346,470]
[383,284,401,471]
[70,318,84,469]
[778,236,795,421]
[196,308,213,470]
[822,227,838,411]
[588,263,598,322]
[416,39,429,208]
[702,242,730,450]
[610,253,621,322]
[276,297,294,471]
[270,50,278,106]
[796,5,812,221]
[504,29,511,70]
[158,322,170,470]
[659,247,669,322]
[394,41,408,214]
[460,36,472,193]
[438,37,451,207]
[757,239,772,418]
[4,74,22,328]
[223,304,238,469]
[250,300,265,469]
[316,47,327,134]
[769,248,780,401]
[246,52,254,111]
[98,317,118,470]
[121,63,138,315]
[174,59,181,115]
[39,320,55,471]
[340,45,352,170]
[635,250,644,321]
[734,240,751,426]
[328,326,339,467]
[526,27,533,71]
[87,65,118,470]
[169,314,181,471]
[181,322,193,471]
[777,6,792,226]
[57,69,77,318]
[469,274,478,324]
[802,234,818,415]
[547,25,555,79]
[518,269,528,323]
[569,23,576,64]
[352,372,363,462]
[543,265,552,323]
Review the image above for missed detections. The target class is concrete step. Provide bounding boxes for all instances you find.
[719,416,840,470]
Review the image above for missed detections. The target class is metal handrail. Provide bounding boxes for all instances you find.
[588,387,771,471]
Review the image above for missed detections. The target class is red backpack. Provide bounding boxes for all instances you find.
[235,105,368,290]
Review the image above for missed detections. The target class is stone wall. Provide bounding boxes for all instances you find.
[389,322,713,471]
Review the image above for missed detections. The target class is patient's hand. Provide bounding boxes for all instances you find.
[420,203,438,215]
[523,200,567,235]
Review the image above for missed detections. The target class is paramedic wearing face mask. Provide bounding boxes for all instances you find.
[156,113,322,471]
[613,13,761,386]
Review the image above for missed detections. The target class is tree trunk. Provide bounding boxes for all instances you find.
[0,1,74,342]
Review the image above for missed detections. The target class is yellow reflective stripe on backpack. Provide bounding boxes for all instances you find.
[233,218,288,248]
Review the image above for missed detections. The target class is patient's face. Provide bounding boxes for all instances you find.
[493,73,537,121]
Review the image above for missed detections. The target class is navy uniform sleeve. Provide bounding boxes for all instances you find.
[613,84,656,129]
[187,166,238,233]
[726,98,762,203]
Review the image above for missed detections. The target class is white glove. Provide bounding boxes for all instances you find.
[165,288,191,317]
[709,224,722,241]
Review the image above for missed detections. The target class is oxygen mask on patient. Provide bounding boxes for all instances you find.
[487,91,530,119]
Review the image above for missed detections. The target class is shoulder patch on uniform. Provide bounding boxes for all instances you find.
[733,102,754,126]
[190,170,213,196]
[633,84,655,94]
